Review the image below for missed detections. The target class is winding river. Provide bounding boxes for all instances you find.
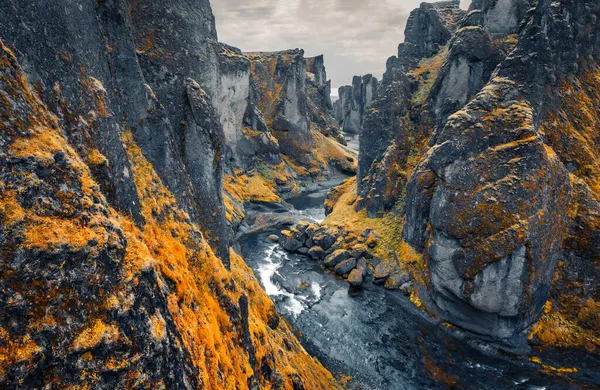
[240,133,570,390]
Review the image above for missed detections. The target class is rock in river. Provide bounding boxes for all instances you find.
[308,246,326,260]
[348,268,364,287]
[280,230,304,251]
[312,231,337,251]
[267,234,280,243]
[324,249,350,268]
[335,258,357,276]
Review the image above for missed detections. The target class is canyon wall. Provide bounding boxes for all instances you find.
[0,1,340,388]
[333,74,378,134]
[327,0,599,360]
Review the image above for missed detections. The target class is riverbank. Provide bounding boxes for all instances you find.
[238,181,586,389]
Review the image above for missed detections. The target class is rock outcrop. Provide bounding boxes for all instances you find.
[357,0,466,217]
[0,1,341,388]
[333,74,378,134]
[306,55,344,142]
[468,0,531,34]
[221,48,356,230]
[326,0,600,367]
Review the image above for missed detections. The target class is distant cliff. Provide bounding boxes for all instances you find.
[0,1,341,388]
[220,48,356,230]
[333,74,378,134]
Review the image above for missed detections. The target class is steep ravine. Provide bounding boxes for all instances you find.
[239,176,582,390]
[1,0,599,388]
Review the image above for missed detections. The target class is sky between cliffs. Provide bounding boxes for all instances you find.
[212,0,472,96]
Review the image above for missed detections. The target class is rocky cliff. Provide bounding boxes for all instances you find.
[222,49,356,230]
[0,1,340,388]
[333,74,378,134]
[324,0,599,375]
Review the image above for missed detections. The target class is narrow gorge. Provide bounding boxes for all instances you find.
[0,0,598,389]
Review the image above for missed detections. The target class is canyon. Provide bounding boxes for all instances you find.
[0,0,598,389]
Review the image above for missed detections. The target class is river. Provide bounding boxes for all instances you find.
[239,133,574,389]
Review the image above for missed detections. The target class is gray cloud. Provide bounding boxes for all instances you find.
[212,0,471,94]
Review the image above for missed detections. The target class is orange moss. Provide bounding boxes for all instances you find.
[120,131,338,389]
[86,148,107,166]
[22,215,109,251]
[541,66,600,198]
[149,312,167,342]
[0,190,25,226]
[9,125,66,161]
[0,38,339,389]
[529,299,600,353]
[224,173,282,206]
[70,320,121,352]
[410,45,448,104]
[310,128,357,174]
[529,356,579,375]
[0,331,43,381]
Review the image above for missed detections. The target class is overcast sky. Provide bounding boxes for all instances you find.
[212,0,471,95]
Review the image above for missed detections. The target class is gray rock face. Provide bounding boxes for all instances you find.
[357,73,415,216]
[333,74,378,134]
[324,249,350,268]
[403,0,600,340]
[246,50,312,163]
[335,258,358,275]
[332,0,600,348]
[389,0,465,77]
[354,1,465,217]
[215,44,252,166]
[306,55,344,142]
[0,0,231,264]
[469,0,531,34]
[429,26,495,123]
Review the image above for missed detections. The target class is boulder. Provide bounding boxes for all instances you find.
[366,235,378,249]
[384,273,408,290]
[297,247,309,255]
[373,263,391,284]
[370,256,382,268]
[350,244,368,258]
[308,246,326,260]
[305,223,320,238]
[280,230,303,252]
[348,268,364,287]
[267,234,280,243]
[335,258,357,276]
[324,249,350,268]
[312,231,336,251]
[296,220,311,233]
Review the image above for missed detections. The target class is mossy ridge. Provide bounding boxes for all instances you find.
[0,40,338,390]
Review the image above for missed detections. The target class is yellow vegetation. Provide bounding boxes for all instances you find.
[529,356,579,375]
[310,128,357,174]
[224,173,282,205]
[119,131,338,389]
[87,148,107,166]
[9,125,66,161]
[410,46,448,104]
[0,41,338,389]
[529,298,600,353]
[70,320,122,352]
[0,330,43,381]
[541,66,600,197]
[149,312,167,342]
